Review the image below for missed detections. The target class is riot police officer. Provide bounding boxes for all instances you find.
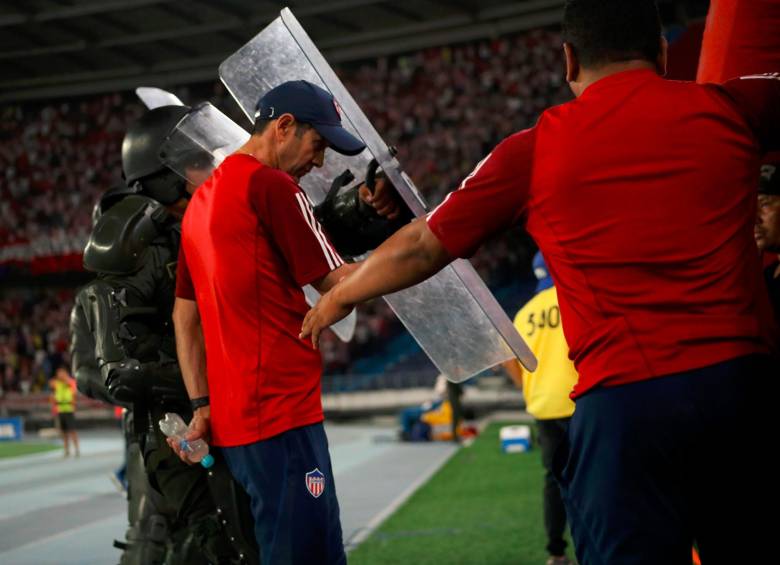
[70,106,256,565]
[70,184,176,564]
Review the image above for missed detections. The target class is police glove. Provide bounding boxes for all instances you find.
[103,358,145,407]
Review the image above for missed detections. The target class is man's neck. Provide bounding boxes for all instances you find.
[236,135,276,169]
[575,60,658,97]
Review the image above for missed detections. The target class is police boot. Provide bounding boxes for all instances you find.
[165,514,237,565]
[193,513,240,564]
[118,514,168,565]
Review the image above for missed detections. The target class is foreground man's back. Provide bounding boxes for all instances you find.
[430,70,779,396]
[529,70,778,392]
[425,67,780,565]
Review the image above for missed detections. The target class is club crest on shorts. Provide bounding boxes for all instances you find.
[305,468,325,498]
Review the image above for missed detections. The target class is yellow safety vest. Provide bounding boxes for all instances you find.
[54,380,75,414]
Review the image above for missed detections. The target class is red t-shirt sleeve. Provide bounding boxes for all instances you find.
[250,168,344,286]
[426,128,535,258]
[175,244,196,300]
[717,73,780,153]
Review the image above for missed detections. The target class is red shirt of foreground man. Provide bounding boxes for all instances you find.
[428,69,779,397]
[176,154,342,446]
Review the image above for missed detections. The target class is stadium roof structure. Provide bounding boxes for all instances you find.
[0,0,566,103]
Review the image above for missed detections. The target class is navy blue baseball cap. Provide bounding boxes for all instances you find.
[254,80,366,156]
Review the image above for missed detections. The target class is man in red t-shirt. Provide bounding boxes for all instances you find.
[172,80,380,565]
[302,2,780,563]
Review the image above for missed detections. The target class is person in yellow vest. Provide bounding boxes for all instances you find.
[50,365,80,457]
[504,252,578,565]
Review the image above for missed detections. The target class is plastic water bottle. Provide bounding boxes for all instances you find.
[158,412,214,468]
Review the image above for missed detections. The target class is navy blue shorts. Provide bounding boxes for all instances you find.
[221,422,346,565]
[554,354,778,565]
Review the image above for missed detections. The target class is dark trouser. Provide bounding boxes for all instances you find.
[121,440,169,565]
[58,412,76,431]
[221,422,346,565]
[447,381,464,442]
[144,407,236,564]
[553,354,777,565]
[537,417,570,557]
[145,409,215,526]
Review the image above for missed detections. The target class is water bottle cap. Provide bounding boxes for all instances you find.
[200,454,214,469]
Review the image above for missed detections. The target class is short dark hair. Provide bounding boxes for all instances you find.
[252,118,271,135]
[562,0,662,68]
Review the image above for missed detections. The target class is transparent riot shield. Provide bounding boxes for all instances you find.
[157,101,248,181]
[218,9,537,380]
[154,100,357,343]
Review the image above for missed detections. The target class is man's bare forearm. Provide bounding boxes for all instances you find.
[173,298,209,400]
[312,262,360,294]
[332,218,452,306]
[299,218,454,347]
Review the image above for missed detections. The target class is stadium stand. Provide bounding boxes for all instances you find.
[0,28,570,391]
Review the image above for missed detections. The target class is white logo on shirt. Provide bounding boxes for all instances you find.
[740,72,780,81]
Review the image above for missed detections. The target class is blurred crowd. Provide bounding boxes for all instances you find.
[0,29,567,390]
[352,30,570,204]
[0,96,143,271]
[0,288,73,395]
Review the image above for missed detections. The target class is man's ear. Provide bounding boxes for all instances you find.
[563,42,579,83]
[657,36,668,76]
[275,113,296,140]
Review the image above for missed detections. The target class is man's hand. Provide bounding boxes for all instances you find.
[300,285,353,349]
[359,177,400,219]
[167,406,211,464]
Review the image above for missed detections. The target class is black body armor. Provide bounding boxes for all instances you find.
[72,188,257,564]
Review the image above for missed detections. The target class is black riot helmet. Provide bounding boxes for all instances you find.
[121,105,191,205]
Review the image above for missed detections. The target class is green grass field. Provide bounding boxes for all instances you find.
[0,441,60,458]
[349,422,573,565]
